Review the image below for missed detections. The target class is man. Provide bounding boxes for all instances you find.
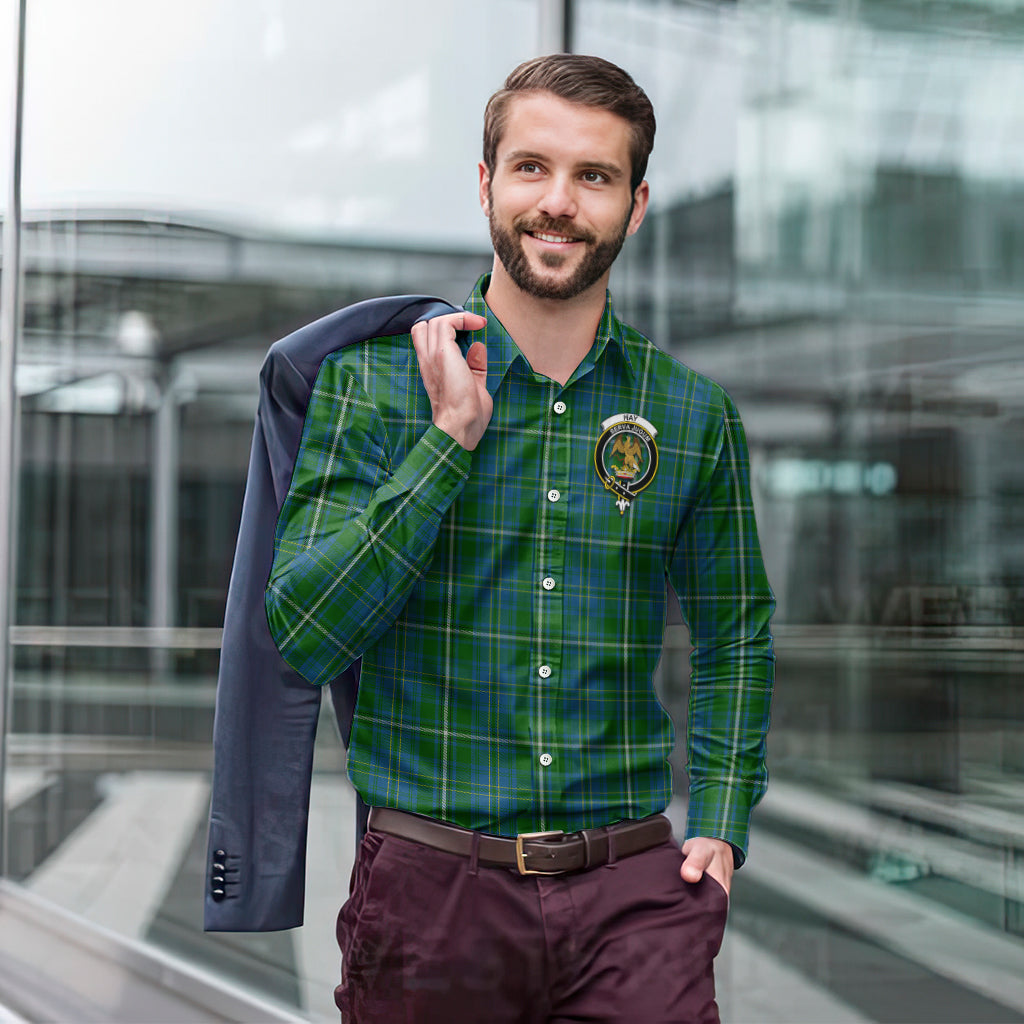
[266,54,774,1023]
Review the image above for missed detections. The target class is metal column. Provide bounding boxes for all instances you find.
[537,0,572,53]
[0,0,28,878]
[149,364,179,674]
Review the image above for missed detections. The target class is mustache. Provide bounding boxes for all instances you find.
[513,216,595,244]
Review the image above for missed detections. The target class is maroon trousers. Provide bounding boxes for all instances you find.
[335,827,729,1023]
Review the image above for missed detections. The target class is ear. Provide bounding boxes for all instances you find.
[478,161,492,216]
[625,180,650,237]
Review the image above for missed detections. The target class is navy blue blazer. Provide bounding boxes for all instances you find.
[204,295,460,932]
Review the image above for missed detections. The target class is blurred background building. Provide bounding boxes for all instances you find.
[1,0,1023,1021]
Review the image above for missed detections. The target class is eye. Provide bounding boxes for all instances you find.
[517,162,542,175]
[581,170,608,184]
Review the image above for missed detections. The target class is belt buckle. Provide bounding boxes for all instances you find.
[515,830,565,875]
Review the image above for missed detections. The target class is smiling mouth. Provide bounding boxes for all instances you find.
[528,231,581,244]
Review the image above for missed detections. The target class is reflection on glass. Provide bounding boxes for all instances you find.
[20,0,538,247]
[580,0,1024,1021]
[8,1,536,1019]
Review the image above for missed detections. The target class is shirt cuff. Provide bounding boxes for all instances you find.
[685,781,757,868]
[389,423,472,517]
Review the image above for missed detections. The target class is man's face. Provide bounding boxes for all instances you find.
[480,92,649,301]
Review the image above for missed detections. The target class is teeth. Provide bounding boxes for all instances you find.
[533,232,575,244]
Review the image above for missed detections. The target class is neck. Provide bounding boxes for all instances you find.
[483,259,608,386]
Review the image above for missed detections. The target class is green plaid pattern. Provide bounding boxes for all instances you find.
[266,275,775,857]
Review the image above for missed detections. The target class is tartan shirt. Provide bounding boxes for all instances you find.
[266,274,775,860]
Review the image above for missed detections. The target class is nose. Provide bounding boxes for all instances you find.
[536,174,578,220]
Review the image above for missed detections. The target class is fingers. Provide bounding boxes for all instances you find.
[458,312,488,331]
[411,312,487,375]
[411,311,486,345]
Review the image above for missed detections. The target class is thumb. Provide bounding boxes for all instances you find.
[466,340,487,376]
[680,843,710,883]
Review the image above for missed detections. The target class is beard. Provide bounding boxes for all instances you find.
[488,188,631,301]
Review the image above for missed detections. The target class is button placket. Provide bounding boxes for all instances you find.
[534,386,570,813]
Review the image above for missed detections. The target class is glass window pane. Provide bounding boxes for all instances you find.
[575,1,1024,1020]
[22,0,539,247]
[10,2,539,1019]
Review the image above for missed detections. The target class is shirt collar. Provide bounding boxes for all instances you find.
[461,274,635,394]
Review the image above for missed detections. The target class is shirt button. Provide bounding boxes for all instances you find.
[542,577,556,591]
[553,401,567,415]
[547,489,560,503]
[539,753,553,767]
[538,664,552,678]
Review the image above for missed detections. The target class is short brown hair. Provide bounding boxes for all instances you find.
[483,54,656,193]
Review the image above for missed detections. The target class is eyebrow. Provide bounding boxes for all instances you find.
[502,150,626,181]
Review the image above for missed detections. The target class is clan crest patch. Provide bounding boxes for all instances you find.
[594,413,659,515]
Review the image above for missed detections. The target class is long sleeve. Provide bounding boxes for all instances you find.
[668,388,775,864]
[265,356,471,686]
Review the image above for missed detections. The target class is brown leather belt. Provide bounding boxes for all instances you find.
[368,807,673,876]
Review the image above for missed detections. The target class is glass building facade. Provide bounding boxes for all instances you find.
[1,1,1023,1020]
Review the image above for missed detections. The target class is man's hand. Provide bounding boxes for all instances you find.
[680,836,734,896]
[411,311,490,451]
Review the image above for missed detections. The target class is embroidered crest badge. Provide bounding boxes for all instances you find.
[594,413,659,515]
